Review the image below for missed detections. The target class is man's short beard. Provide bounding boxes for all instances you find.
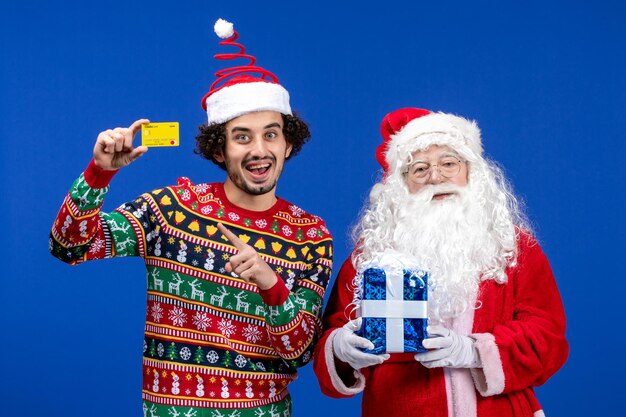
[228,172,278,195]
[225,156,280,196]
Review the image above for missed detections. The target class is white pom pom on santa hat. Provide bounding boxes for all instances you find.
[214,18,234,39]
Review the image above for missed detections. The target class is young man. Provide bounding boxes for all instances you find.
[50,19,332,417]
[313,107,567,417]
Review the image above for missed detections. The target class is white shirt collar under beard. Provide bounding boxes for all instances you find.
[390,183,500,322]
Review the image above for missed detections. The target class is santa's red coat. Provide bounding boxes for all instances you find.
[313,234,568,417]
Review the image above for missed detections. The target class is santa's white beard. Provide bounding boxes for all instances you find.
[390,183,496,321]
[356,181,511,322]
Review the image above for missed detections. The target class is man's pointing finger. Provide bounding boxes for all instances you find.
[217,223,246,250]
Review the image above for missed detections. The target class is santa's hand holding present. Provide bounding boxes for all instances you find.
[414,325,482,368]
[332,318,390,369]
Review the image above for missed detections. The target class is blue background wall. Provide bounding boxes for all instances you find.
[1,1,624,415]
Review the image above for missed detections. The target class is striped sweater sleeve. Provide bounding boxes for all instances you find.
[49,160,141,264]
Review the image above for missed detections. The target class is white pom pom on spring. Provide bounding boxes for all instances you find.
[214,18,234,39]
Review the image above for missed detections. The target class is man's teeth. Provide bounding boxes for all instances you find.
[247,163,271,174]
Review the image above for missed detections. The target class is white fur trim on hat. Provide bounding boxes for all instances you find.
[385,112,483,174]
[205,81,292,124]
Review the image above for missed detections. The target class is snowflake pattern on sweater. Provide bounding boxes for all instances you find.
[50,163,333,416]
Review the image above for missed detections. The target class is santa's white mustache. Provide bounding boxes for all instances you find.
[411,183,466,201]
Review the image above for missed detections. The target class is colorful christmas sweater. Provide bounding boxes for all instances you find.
[313,234,567,417]
[49,160,333,417]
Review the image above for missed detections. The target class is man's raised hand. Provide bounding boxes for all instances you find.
[93,119,150,170]
[217,223,278,290]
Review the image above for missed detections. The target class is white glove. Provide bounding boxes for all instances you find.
[414,325,482,369]
[332,318,390,370]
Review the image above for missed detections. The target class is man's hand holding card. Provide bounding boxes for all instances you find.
[93,119,180,171]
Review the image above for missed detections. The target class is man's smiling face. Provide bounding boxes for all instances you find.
[216,111,292,199]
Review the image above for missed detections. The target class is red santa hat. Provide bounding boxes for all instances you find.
[376,107,483,178]
[201,19,292,124]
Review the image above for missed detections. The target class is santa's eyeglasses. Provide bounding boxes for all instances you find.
[403,157,463,184]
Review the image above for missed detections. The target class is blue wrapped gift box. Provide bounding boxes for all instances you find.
[358,267,428,354]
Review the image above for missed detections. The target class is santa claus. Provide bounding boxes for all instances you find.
[313,108,568,417]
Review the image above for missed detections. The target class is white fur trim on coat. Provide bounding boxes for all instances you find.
[470,332,506,396]
[443,305,478,417]
[324,328,367,395]
[205,81,292,124]
[385,112,483,176]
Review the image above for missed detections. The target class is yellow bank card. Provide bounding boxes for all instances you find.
[141,122,180,147]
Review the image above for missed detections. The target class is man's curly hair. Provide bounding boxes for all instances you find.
[195,113,311,170]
